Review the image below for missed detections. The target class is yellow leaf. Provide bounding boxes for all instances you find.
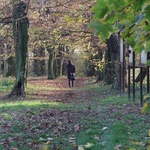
[147,145,150,150]
[77,15,83,23]
[148,130,150,136]
[141,103,148,113]
[64,15,74,22]
[88,42,91,49]
[40,143,50,150]
[130,139,142,146]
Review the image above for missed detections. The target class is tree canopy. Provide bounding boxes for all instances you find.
[0,0,99,62]
[90,0,150,55]
[0,0,103,79]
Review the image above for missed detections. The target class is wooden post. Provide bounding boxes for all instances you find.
[128,65,131,99]
[122,44,125,96]
[140,67,143,107]
[133,52,135,102]
[147,52,149,94]
[120,63,122,96]
[120,38,123,96]
[147,66,149,93]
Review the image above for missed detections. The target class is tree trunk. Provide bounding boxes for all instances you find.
[54,56,59,78]
[1,60,5,76]
[57,44,65,77]
[33,47,45,76]
[6,56,15,76]
[105,33,120,87]
[9,1,29,96]
[97,48,104,81]
[47,48,55,79]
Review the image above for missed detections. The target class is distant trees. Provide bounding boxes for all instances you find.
[0,1,14,76]
[0,0,112,97]
[27,0,99,79]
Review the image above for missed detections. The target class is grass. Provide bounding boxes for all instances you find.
[27,83,57,92]
[0,77,14,92]
[0,77,150,150]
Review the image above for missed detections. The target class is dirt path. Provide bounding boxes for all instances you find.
[27,77,93,103]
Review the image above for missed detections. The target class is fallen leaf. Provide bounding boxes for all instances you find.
[47,137,53,141]
[10,148,18,150]
[93,135,99,140]
[69,136,76,144]
[85,143,94,148]
[102,127,108,130]
[40,143,49,150]
[74,124,80,132]
[114,144,121,150]
[141,103,148,113]
[78,146,84,150]
[39,137,47,142]
[130,139,142,146]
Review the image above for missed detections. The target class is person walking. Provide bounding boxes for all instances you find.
[67,60,75,87]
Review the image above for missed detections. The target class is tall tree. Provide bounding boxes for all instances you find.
[9,1,29,96]
[105,33,120,86]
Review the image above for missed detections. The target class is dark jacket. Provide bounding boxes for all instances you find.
[67,63,75,79]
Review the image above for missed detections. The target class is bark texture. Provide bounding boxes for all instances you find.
[105,33,121,88]
[47,47,55,79]
[9,1,29,96]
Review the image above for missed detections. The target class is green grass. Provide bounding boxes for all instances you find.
[101,122,129,150]
[0,77,150,150]
[1,112,11,120]
[0,100,74,113]
[0,78,14,92]
[27,83,57,92]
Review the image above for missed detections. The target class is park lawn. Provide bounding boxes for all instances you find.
[0,77,150,150]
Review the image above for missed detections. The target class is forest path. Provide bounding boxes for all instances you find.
[27,77,95,103]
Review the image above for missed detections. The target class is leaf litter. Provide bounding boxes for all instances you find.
[0,77,150,149]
